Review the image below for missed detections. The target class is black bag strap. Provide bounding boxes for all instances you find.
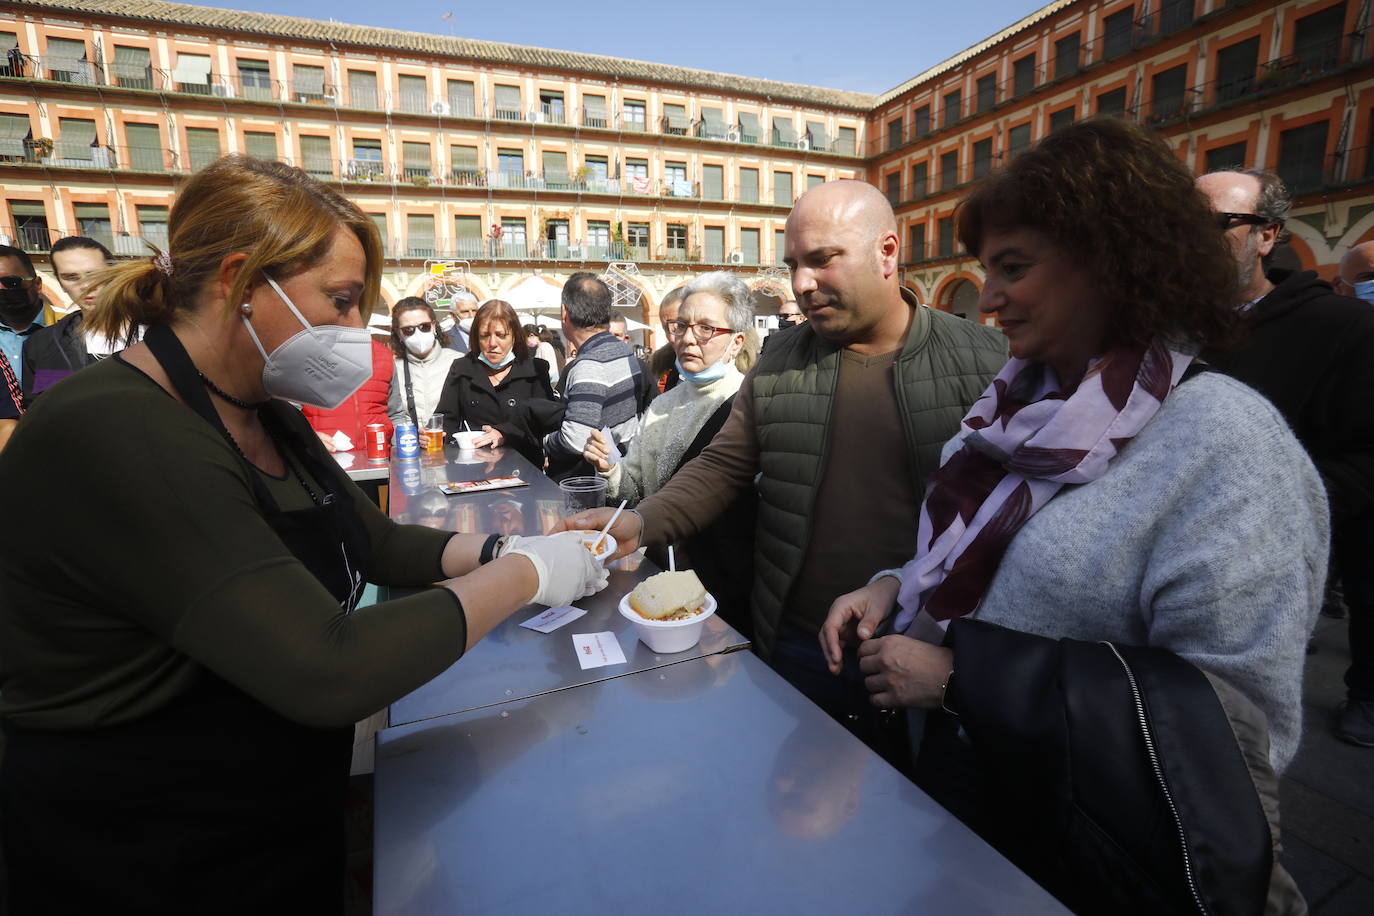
[401,353,419,428]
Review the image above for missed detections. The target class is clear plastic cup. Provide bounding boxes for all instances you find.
[560,476,608,516]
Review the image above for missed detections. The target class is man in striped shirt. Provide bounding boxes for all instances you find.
[544,272,643,477]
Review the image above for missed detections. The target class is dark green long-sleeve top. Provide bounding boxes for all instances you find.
[0,356,467,731]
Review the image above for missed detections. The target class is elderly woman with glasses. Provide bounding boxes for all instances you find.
[582,270,757,634]
[387,296,459,430]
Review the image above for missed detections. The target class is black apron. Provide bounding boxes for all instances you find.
[2,324,373,915]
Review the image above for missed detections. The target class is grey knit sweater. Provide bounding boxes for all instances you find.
[965,371,1327,773]
[543,330,641,461]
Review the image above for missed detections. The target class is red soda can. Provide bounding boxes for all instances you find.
[365,423,389,460]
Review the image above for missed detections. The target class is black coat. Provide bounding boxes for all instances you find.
[435,354,563,465]
[1204,268,1374,523]
[919,619,1289,916]
[21,312,92,405]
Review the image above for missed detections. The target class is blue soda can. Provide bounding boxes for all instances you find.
[395,423,420,459]
[398,460,422,495]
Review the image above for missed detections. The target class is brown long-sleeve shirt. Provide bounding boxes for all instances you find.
[638,347,921,634]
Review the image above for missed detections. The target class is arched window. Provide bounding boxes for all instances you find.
[946,278,979,320]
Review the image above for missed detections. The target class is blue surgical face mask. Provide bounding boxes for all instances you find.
[1353,279,1374,304]
[676,349,732,385]
[478,349,516,370]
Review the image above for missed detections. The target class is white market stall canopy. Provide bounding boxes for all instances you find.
[503,277,563,314]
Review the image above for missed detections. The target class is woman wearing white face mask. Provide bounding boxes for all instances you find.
[582,271,758,636]
[386,296,459,429]
[436,299,562,466]
[0,157,608,914]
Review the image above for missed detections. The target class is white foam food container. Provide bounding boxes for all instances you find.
[618,591,717,653]
[561,529,617,564]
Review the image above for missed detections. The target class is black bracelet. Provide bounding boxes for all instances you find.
[479,533,501,565]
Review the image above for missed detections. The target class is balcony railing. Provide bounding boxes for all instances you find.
[871,24,1373,158]
[0,224,163,255]
[368,236,736,264]
[0,57,862,159]
[0,139,180,171]
[0,223,58,252]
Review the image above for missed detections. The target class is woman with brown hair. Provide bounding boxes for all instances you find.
[387,294,458,428]
[437,298,562,465]
[0,157,607,913]
[820,119,1324,913]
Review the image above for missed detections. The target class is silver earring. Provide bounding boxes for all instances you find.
[240,302,252,316]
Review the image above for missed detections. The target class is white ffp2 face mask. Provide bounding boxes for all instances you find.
[241,275,373,410]
[1353,279,1374,304]
[403,329,436,357]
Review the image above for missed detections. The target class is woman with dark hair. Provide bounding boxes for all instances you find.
[437,299,562,465]
[820,119,1324,913]
[387,295,458,428]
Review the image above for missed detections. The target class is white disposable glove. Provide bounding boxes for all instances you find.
[503,534,610,607]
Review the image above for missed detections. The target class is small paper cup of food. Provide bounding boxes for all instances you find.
[618,591,717,654]
[451,430,483,450]
[563,529,617,564]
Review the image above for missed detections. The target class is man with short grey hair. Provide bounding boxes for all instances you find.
[544,272,643,477]
[1197,168,1374,746]
[1337,240,1374,303]
[777,299,805,326]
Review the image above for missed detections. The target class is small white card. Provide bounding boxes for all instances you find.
[520,605,587,634]
[598,426,621,467]
[572,631,627,670]
[330,430,354,452]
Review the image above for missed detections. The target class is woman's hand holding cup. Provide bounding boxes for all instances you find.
[582,428,613,473]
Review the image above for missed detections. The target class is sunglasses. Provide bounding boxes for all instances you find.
[399,322,434,337]
[0,275,33,290]
[1215,212,1273,231]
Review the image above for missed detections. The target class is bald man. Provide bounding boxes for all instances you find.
[1338,241,1374,303]
[566,180,1006,758]
[1198,169,1374,746]
[649,286,686,392]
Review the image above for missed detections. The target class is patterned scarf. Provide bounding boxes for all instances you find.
[893,338,1193,636]
[0,349,22,415]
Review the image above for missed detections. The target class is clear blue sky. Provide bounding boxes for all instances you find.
[182,0,1049,96]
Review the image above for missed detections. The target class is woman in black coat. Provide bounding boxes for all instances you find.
[437,298,563,466]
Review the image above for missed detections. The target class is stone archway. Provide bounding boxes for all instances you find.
[943,277,980,320]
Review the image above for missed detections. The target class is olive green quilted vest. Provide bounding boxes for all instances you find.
[749,301,1008,656]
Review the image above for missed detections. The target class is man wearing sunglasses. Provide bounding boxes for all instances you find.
[0,245,55,388]
[1198,168,1374,748]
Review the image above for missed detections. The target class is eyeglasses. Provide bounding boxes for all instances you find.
[667,319,733,342]
[399,322,434,337]
[1215,212,1274,231]
[0,275,33,290]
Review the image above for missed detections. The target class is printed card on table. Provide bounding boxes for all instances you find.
[572,631,627,670]
[520,606,587,634]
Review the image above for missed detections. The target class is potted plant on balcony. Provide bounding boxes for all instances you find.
[411,173,431,187]
[32,136,53,160]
